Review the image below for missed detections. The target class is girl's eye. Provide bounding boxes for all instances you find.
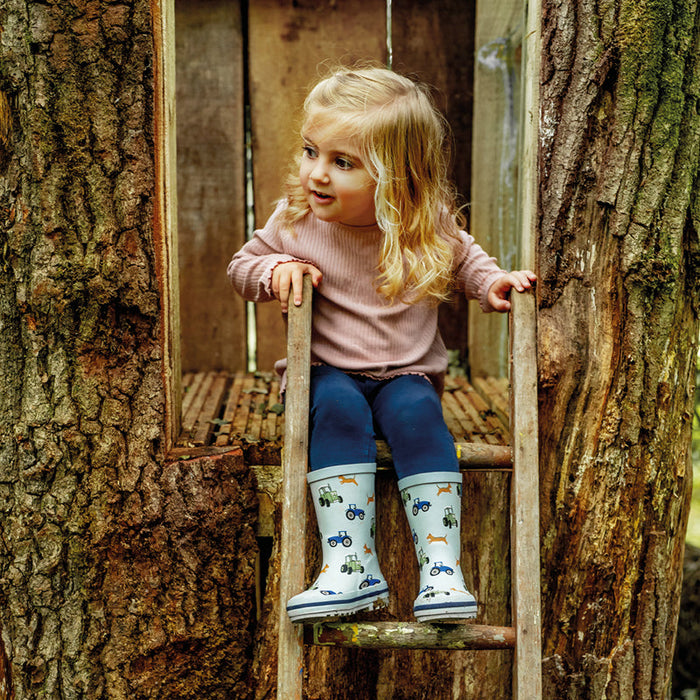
[303,145,317,158]
[335,157,353,170]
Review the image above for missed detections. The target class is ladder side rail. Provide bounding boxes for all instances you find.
[511,0,542,692]
[509,289,542,700]
[277,275,314,700]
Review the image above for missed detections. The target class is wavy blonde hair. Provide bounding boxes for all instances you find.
[282,65,464,304]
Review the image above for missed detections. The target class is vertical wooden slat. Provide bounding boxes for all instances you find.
[392,0,477,360]
[509,291,542,700]
[518,0,541,276]
[247,0,387,372]
[469,0,523,378]
[153,0,181,451]
[277,276,313,700]
[175,0,247,372]
[510,0,542,693]
[391,0,476,199]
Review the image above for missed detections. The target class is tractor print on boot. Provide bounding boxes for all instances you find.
[399,471,477,622]
[286,463,389,622]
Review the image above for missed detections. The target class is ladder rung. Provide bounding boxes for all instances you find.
[376,441,513,471]
[305,621,515,650]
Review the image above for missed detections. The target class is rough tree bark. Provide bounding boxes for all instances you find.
[0,2,258,698]
[538,0,700,696]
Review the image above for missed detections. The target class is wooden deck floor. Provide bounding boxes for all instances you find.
[172,370,511,463]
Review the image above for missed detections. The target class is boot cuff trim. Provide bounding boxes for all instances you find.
[307,462,376,484]
[397,471,462,491]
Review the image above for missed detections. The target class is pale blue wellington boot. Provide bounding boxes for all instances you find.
[286,463,389,622]
[398,471,477,622]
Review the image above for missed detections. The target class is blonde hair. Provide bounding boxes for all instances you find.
[283,65,464,304]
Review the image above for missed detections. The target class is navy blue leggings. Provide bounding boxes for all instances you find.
[308,365,458,479]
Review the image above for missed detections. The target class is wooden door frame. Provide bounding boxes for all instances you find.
[153,0,182,451]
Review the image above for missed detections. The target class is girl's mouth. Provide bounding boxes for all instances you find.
[312,190,333,201]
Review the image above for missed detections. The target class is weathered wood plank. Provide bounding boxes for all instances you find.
[231,375,257,438]
[175,0,247,372]
[181,372,217,438]
[215,373,245,446]
[245,377,271,443]
[454,390,501,445]
[510,0,542,689]
[473,375,511,428]
[166,445,235,461]
[376,441,512,472]
[262,378,282,442]
[191,371,229,446]
[509,291,542,700]
[180,370,204,420]
[441,389,466,438]
[469,0,523,378]
[462,387,510,444]
[392,0,476,359]
[306,621,515,650]
[154,0,181,452]
[247,0,387,372]
[443,389,486,442]
[277,275,313,700]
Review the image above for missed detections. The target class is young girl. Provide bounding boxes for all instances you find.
[228,66,535,623]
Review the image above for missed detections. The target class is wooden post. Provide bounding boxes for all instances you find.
[518,0,542,273]
[509,0,543,692]
[276,276,313,700]
[509,291,542,699]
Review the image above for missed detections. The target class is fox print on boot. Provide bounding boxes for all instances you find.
[286,463,389,622]
[399,471,477,622]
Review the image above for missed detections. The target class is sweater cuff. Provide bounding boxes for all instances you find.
[264,257,318,295]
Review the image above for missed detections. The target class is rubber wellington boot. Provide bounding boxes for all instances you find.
[398,471,477,622]
[286,463,389,622]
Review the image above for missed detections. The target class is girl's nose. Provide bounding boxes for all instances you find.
[309,161,330,183]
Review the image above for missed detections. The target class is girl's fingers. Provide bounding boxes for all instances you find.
[278,275,291,312]
[292,268,305,306]
[273,263,323,312]
[511,270,536,291]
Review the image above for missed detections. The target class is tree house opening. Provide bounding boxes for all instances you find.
[162,0,527,450]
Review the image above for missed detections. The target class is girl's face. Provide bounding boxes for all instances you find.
[299,119,377,227]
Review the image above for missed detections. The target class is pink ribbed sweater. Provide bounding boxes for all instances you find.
[227,201,505,391]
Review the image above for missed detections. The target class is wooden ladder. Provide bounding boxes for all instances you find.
[276,276,542,699]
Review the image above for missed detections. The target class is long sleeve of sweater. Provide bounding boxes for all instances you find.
[227,201,505,388]
[227,204,315,303]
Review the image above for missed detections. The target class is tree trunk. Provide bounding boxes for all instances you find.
[538,0,700,696]
[0,2,258,698]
